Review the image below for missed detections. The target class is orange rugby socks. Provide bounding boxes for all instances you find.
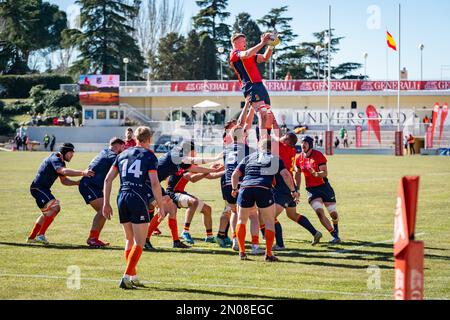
[168,218,179,241]
[236,223,246,253]
[265,229,275,256]
[125,245,142,277]
[37,215,54,236]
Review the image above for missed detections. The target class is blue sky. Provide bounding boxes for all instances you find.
[50,0,450,80]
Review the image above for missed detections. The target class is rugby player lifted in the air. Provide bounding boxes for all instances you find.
[229,32,278,140]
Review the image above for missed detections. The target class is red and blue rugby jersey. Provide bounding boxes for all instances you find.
[229,50,262,88]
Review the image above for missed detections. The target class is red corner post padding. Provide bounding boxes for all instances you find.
[394,176,424,300]
[325,130,333,156]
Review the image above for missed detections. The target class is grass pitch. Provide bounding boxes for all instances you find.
[0,151,449,300]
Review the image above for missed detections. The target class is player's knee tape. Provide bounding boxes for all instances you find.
[42,199,60,213]
[311,200,324,211]
[223,205,231,214]
[326,204,337,213]
[178,194,191,208]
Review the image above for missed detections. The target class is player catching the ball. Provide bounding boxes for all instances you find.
[229,31,279,140]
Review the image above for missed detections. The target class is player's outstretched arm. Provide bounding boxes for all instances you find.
[59,176,80,186]
[149,171,165,220]
[190,164,221,175]
[102,167,118,220]
[182,152,223,165]
[238,33,270,59]
[205,170,225,180]
[256,45,273,64]
[184,172,209,183]
[57,167,94,178]
[237,96,252,127]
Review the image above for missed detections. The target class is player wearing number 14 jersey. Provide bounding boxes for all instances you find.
[103,127,165,290]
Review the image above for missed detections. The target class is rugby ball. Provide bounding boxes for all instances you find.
[267,33,281,47]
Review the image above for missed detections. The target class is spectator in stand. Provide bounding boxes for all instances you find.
[50,134,56,151]
[53,117,59,126]
[285,71,292,81]
[408,134,416,155]
[343,130,349,148]
[314,135,319,148]
[319,133,323,147]
[334,136,340,149]
[66,114,73,126]
[124,127,136,149]
[43,134,50,150]
[423,115,430,129]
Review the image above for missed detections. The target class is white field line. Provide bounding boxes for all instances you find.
[0,272,392,298]
[0,272,448,300]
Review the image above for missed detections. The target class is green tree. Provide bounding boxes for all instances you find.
[0,0,67,74]
[150,32,188,80]
[193,0,231,44]
[64,0,144,79]
[183,30,202,79]
[257,6,298,79]
[300,29,362,79]
[192,0,231,79]
[199,35,217,80]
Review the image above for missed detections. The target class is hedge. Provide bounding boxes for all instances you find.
[0,74,74,99]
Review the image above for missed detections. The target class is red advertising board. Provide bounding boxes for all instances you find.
[171,80,450,92]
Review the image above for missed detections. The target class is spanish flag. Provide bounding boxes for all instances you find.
[386,31,397,51]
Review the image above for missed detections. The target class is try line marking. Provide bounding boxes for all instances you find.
[0,272,448,300]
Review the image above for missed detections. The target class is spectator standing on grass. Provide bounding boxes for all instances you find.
[334,136,340,149]
[314,135,319,148]
[404,135,409,155]
[14,134,22,151]
[22,135,28,151]
[50,134,56,151]
[43,134,50,150]
[124,127,136,149]
[408,134,416,155]
[343,130,349,148]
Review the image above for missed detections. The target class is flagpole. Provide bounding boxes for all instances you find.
[397,3,401,132]
[386,27,389,86]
